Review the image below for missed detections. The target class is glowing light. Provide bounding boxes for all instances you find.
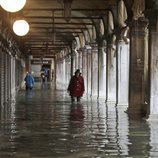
[1,0,26,12]
[13,20,29,36]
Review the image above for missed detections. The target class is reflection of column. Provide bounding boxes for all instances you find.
[117,106,129,155]
[106,103,129,155]
[128,118,150,157]
[117,41,129,105]
[128,18,149,117]
[149,121,158,157]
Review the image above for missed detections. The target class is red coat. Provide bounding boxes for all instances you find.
[68,75,85,97]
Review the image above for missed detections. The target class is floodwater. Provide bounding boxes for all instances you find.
[0,82,157,158]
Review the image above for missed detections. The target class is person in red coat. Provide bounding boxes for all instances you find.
[67,69,85,102]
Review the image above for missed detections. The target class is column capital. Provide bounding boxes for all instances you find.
[127,17,149,32]
[90,42,98,47]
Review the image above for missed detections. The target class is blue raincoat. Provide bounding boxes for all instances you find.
[24,73,35,88]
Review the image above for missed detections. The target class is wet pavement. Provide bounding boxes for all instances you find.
[0,82,157,158]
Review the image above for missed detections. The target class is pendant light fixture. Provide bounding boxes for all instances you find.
[13,20,29,36]
[0,0,26,12]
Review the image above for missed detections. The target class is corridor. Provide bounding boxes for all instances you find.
[0,82,157,158]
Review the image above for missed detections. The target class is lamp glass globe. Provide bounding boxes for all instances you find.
[1,0,26,12]
[13,20,29,36]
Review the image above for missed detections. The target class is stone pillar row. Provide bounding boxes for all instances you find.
[128,18,149,118]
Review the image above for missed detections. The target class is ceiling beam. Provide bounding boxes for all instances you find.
[30,26,87,29]
[24,8,108,11]
[29,22,93,25]
[24,16,101,19]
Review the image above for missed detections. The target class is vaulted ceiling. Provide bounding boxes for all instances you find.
[10,0,118,58]
[1,0,157,59]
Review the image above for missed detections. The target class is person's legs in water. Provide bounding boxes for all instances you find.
[71,96,75,102]
[77,97,80,102]
[26,85,28,91]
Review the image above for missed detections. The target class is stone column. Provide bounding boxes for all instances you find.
[70,48,74,77]
[87,49,92,97]
[78,49,83,71]
[149,31,158,120]
[91,43,98,98]
[128,18,149,117]
[107,36,117,103]
[117,35,130,106]
[82,48,87,93]
[98,45,107,99]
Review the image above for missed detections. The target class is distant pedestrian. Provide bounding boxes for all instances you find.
[67,69,85,102]
[24,72,35,90]
[44,67,49,82]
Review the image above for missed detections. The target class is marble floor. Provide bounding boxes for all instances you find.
[0,82,157,158]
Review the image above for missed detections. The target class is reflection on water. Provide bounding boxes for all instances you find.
[70,104,85,128]
[0,85,157,157]
[149,121,158,157]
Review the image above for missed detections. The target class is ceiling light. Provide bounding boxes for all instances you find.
[1,0,26,12]
[13,20,29,36]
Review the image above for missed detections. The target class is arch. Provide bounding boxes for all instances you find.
[88,25,97,42]
[2,28,8,39]
[92,25,97,41]
[118,0,128,28]
[83,29,91,44]
[123,0,133,20]
[75,36,81,50]
[79,34,86,48]
[132,0,145,20]
[71,40,77,51]
[108,11,114,34]
[99,19,105,36]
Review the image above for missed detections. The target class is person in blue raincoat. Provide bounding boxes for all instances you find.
[24,72,35,90]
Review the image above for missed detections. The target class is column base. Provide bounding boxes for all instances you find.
[147,114,158,122]
[126,107,146,119]
[117,102,128,106]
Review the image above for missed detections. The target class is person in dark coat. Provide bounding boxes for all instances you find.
[24,72,35,90]
[67,69,85,102]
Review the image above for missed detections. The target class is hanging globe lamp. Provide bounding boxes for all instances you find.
[13,20,29,36]
[0,0,26,12]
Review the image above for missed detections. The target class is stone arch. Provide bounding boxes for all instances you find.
[99,19,105,36]
[108,11,114,34]
[118,0,128,28]
[75,36,81,50]
[83,29,91,44]
[122,0,133,20]
[79,34,86,48]
[71,39,77,51]
[2,28,8,39]
[132,0,145,20]
[87,25,96,43]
